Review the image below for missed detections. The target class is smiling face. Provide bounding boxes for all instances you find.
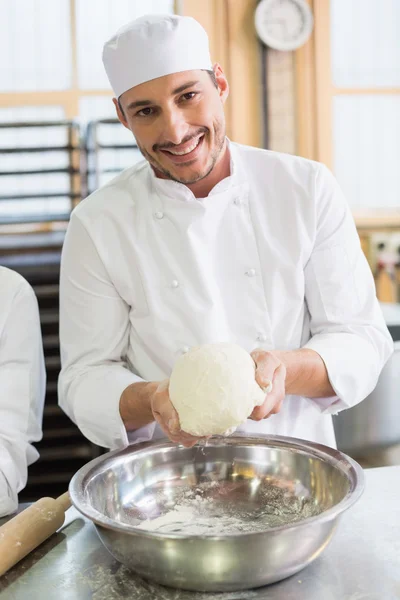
[113,66,229,188]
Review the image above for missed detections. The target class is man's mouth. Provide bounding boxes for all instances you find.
[159,134,205,163]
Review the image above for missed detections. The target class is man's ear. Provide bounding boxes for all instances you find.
[213,63,229,104]
[112,97,130,129]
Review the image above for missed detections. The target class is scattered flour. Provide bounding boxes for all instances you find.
[135,480,320,535]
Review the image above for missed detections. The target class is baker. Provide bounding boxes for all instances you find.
[58,14,392,450]
[0,267,45,516]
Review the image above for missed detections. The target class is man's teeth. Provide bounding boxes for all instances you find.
[166,136,202,155]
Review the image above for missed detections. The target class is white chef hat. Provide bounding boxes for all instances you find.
[102,14,213,98]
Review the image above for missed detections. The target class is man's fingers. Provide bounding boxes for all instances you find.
[250,362,286,420]
[156,379,169,394]
[250,393,278,421]
[153,402,204,445]
[180,439,199,448]
[167,416,180,434]
[153,411,172,438]
[151,380,210,446]
[264,363,286,417]
[251,349,280,390]
[255,365,275,390]
[152,380,181,432]
[261,380,273,395]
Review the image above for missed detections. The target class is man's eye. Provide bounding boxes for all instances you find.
[137,107,154,117]
[182,92,196,101]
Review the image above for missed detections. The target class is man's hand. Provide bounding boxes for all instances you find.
[121,348,334,438]
[150,380,208,448]
[249,349,287,420]
[120,380,207,446]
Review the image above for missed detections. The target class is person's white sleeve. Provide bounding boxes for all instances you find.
[58,213,155,449]
[0,282,45,517]
[303,164,393,414]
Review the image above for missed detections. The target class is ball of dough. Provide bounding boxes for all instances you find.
[169,343,266,436]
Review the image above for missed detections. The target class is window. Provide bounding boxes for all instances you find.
[0,0,174,224]
[313,0,400,210]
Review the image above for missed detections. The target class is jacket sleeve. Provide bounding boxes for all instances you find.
[0,282,45,517]
[303,164,393,414]
[58,213,156,449]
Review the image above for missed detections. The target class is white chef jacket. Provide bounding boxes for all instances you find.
[0,267,45,516]
[58,141,393,450]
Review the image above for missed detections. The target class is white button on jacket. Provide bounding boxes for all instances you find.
[0,267,45,516]
[246,269,257,277]
[58,142,393,450]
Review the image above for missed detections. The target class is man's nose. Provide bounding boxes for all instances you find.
[159,109,190,146]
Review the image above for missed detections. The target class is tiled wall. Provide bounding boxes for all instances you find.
[265,49,297,155]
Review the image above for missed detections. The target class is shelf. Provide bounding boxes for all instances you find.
[353,210,400,231]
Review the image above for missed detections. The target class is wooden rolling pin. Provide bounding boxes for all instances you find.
[0,491,71,576]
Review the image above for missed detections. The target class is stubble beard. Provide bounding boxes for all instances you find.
[137,119,226,185]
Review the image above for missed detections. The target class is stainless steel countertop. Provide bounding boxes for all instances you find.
[0,465,399,600]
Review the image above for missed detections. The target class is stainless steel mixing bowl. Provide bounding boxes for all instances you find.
[69,434,364,592]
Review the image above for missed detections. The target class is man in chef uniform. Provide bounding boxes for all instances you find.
[0,267,45,516]
[58,15,392,450]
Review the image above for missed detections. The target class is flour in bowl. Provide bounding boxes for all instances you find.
[135,480,321,535]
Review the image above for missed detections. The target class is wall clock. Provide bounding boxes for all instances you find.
[255,0,314,51]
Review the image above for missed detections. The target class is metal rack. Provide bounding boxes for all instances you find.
[83,118,142,197]
[0,117,142,500]
[0,120,81,226]
[0,120,103,501]
[0,237,103,502]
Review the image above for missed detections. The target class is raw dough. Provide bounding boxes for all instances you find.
[169,343,266,436]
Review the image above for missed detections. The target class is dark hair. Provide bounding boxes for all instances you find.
[205,69,218,88]
[117,69,218,118]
